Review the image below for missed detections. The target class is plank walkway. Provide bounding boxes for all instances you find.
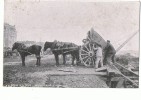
[27,67,107,77]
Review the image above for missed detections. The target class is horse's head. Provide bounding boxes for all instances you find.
[12,42,18,51]
[12,42,23,51]
[44,42,52,51]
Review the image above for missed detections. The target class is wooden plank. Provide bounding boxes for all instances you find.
[115,62,139,76]
[112,64,138,87]
[107,67,118,75]
[95,67,107,72]
[128,76,139,80]
[54,69,107,76]
[106,66,117,87]
[116,30,138,52]
[111,77,123,82]
[47,72,107,76]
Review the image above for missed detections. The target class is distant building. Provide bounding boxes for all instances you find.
[4,23,17,48]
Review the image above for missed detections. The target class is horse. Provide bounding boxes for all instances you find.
[12,42,42,66]
[43,41,80,66]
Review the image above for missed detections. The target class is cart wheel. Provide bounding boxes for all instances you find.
[79,43,96,67]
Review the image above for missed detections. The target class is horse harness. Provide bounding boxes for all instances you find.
[51,41,78,54]
[16,44,34,55]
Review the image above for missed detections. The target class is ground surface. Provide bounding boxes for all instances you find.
[3,55,108,88]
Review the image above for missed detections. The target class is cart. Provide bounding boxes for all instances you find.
[79,28,107,67]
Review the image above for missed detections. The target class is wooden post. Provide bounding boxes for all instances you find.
[106,68,116,88]
[116,78,125,88]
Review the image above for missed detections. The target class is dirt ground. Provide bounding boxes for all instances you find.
[3,55,108,88]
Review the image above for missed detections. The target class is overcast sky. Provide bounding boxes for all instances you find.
[4,0,139,52]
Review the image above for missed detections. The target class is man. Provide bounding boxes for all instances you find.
[103,40,116,65]
[93,43,103,69]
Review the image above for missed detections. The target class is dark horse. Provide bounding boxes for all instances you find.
[12,42,42,66]
[44,41,80,66]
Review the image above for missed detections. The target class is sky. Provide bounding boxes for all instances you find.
[4,0,139,52]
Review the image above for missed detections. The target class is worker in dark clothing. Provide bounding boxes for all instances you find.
[103,40,116,65]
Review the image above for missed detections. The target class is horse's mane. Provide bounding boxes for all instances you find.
[14,42,28,50]
[51,41,78,49]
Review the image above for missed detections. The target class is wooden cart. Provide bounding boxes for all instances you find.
[79,28,107,67]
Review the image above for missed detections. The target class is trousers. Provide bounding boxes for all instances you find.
[104,53,115,65]
[95,57,103,68]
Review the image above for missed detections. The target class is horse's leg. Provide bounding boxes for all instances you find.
[36,55,40,66]
[39,57,41,66]
[10,52,12,56]
[56,54,59,66]
[36,57,38,66]
[21,55,25,66]
[71,54,75,66]
[38,55,41,66]
[76,51,80,66]
[54,54,59,66]
[75,55,79,66]
[63,54,66,65]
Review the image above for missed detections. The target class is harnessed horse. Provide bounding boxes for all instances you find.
[12,42,42,66]
[44,41,79,66]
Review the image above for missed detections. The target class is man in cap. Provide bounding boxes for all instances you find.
[103,40,116,65]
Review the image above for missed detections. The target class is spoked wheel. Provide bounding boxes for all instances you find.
[79,42,96,67]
